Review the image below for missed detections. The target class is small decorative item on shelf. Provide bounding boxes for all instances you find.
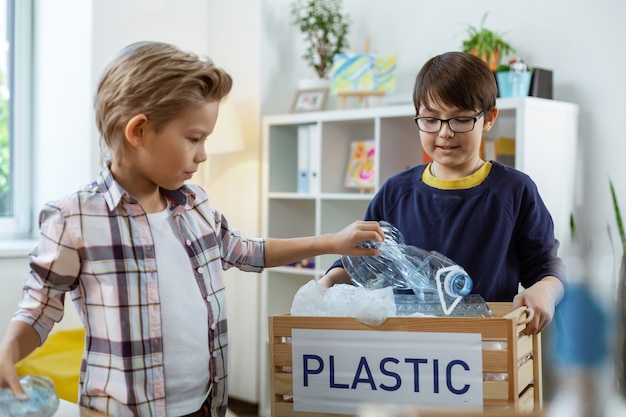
[528,67,553,99]
[461,12,515,72]
[291,88,328,113]
[496,57,533,98]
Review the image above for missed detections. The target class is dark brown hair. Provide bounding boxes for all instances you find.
[94,41,233,162]
[413,51,497,115]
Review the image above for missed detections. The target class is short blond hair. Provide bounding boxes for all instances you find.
[94,41,233,162]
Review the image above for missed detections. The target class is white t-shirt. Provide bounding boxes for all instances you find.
[148,205,210,416]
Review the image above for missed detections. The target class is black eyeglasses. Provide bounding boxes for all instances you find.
[414,111,485,133]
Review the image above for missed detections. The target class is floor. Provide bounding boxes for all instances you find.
[227,398,259,417]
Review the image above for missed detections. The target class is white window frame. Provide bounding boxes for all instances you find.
[0,0,33,238]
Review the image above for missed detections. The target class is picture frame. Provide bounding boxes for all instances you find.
[290,88,328,113]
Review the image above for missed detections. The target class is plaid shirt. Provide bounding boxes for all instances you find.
[13,166,265,417]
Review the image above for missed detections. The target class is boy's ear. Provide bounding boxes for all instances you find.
[124,114,149,148]
[482,107,499,132]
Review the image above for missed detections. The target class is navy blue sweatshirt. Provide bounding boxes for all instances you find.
[330,161,564,302]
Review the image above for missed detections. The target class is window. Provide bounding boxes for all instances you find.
[0,0,33,238]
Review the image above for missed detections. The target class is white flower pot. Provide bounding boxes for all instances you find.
[297,77,330,90]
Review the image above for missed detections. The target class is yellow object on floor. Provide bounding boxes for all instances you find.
[15,328,84,403]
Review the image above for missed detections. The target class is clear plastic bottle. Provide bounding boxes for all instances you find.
[399,245,473,299]
[342,221,487,316]
[0,375,59,417]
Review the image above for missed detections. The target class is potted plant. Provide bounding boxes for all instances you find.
[461,13,515,72]
[291,0,351,81]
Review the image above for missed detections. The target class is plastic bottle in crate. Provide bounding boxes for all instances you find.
[342,221,489,316]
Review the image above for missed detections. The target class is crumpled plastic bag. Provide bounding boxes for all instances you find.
[0,375,59,417]
[290,280,396,325]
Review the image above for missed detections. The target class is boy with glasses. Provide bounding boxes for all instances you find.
[320,51,565,335]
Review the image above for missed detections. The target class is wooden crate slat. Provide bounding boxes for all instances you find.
[273,373,293,396]
[483,349,509,372]
[532,333,543,411]
[484,402,515,412]
[517,360,535,392]
[518,386,535,413]
[488,303,512,317]
[483,380,510,401]
[271,315,512,341]
[517,335,533,360]
[273,344,292,367]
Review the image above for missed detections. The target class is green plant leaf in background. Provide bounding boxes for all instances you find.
[291,0,351,79]
[461,13,515,71]
[610,180,626,253]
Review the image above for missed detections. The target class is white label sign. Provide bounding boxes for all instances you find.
[292,329,483,414]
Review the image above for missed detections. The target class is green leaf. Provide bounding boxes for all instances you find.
[610,180,626,253]
[291,0,350,79]
[460,12,515,69]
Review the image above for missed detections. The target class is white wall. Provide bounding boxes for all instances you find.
[33,0,93,214]
[1,0,625,408]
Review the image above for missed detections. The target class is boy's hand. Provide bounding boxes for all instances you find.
[513,276,564,335]
[0,360,28,399]
[329,220,384,256]
[0,321,42,400]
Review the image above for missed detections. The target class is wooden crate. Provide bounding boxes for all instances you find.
[269,302,541,417]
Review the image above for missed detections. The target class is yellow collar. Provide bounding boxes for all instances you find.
[422,161,492,190]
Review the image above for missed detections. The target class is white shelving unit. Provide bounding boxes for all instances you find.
[257,97,578,416]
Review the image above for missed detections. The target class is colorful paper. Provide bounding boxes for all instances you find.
[344,140,375,189]
[330,53,397,94]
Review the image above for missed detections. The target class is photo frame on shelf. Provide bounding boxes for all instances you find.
[290,88,328,113]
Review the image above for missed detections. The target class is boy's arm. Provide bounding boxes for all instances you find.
[264,220,383,268]
[513,275,564,335]
[317,266,352,287]
[0,320,42,398]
